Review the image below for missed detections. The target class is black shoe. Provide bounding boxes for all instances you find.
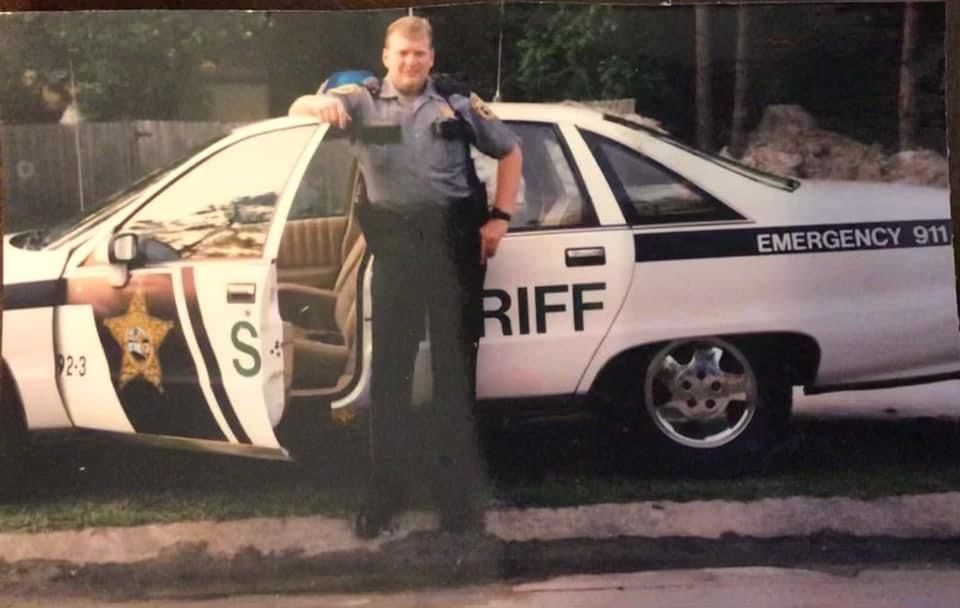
[354,490,401,539]
[354,507,392,539]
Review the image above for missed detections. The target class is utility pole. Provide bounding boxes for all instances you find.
[68,51,85,212]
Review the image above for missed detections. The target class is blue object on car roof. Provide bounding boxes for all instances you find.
[320,70,377,93]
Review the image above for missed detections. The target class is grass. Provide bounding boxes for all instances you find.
[488,415,960,506]
[0,415,957,532]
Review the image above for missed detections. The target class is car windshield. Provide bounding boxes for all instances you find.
[39,133,230,250]
[602,113,801,192]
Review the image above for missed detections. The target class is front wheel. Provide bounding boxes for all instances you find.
[0,370,28,497]
[627,337,792,476]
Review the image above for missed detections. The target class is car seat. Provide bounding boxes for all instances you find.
[277,210,362,289]
[279,235,365,391]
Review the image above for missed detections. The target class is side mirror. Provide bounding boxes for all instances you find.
[109,233,140,264]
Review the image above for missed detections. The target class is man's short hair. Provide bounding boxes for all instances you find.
[384,16,432,47]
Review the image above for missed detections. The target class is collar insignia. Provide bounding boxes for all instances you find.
[469,93,497,121]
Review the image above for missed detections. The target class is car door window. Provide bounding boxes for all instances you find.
[119,126,316,262]
[288,137,356,220]
[472,122,596,231]
[580,130,742,225]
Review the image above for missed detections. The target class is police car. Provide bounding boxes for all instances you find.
[3,102,958,475]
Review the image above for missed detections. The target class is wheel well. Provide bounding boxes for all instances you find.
[1,360,28,433]
[589,332,821,405]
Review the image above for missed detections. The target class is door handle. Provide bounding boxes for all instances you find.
[227,283,256,304]
[565,247,606,267]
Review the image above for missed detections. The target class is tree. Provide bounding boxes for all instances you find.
[694,5,713,151]
[510,4,689,136]
[898,2,920,150]
[0,12,272,123]
[729,6,751,157]
[513,6,636,101]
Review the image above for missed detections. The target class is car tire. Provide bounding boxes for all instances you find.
[0,369,28,498]
[626,337,792,476]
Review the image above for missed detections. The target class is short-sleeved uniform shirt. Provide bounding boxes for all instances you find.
[327,77,518,207]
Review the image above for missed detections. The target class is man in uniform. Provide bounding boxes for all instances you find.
[289,16,522,537]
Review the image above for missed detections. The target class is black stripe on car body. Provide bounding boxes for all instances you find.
[806,370,960,395]
[65,273,227,441]
[5,279,66,309]
[635,219,953,262]
[181,267,252,444]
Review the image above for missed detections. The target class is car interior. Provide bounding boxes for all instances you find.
[274,123,592,399]
[276,139,366,399]
[472,123,592,230]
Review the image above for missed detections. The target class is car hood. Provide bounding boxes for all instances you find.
[3,235,70,285]
[782,180,950,224]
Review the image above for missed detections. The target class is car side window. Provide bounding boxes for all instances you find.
[288,138,356,220]
[472,122,597,231]
[580,130,742,225]
[118,126,316,262]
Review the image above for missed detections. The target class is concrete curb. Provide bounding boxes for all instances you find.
[488,492,960,542]
[0,492,957,565]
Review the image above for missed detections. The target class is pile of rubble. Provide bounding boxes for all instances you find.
[737,104,948,188]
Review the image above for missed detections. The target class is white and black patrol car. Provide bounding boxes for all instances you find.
[4,103,959,474]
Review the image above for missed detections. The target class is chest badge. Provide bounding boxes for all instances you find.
[104,290,174,392]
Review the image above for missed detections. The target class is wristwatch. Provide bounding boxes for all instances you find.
[489,207,512,222]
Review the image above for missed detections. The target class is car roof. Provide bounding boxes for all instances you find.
[235,102,613,137]
[229,115,322,137]
[490,102,609,125]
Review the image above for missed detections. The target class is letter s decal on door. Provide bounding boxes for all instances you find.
[232,321,262,377]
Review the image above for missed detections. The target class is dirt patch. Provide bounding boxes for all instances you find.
[1,533,957,602]
[739,104,948,187]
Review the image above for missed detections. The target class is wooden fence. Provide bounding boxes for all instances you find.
[1,121,243,231]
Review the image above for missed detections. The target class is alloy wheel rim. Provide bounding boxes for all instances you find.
[643,339,759,449]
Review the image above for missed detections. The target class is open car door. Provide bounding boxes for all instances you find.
[54,123,322,457]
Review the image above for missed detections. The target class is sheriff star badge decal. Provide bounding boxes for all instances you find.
[104,290,174,392]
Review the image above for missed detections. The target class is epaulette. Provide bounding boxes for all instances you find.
[361,76,381,98]
[430,73,488,210]
[324,77,381,98]
[469,92,498,121]
[432,73,471,99]
[325,83,364,96]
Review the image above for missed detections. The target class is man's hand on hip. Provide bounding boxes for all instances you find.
[480,218,509,263]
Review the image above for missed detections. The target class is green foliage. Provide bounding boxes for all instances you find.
[515,6,623,101]
[0,12,271,122]
[509,5,690,136]
[0,5,945,150]
[508,3,943,150]
[514,5,677,103]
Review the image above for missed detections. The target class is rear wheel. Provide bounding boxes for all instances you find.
[626,337,791,475]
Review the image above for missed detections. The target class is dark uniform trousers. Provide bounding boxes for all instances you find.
[356,196,489,511]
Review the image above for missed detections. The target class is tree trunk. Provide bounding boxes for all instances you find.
[0,124,4,417]
[695,4,713,151]
[730,6,751,158]
[898,2,919,151]
[947,0,960,330]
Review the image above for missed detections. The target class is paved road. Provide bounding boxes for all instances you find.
[793,379,959,419]
[13,567,960,607]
